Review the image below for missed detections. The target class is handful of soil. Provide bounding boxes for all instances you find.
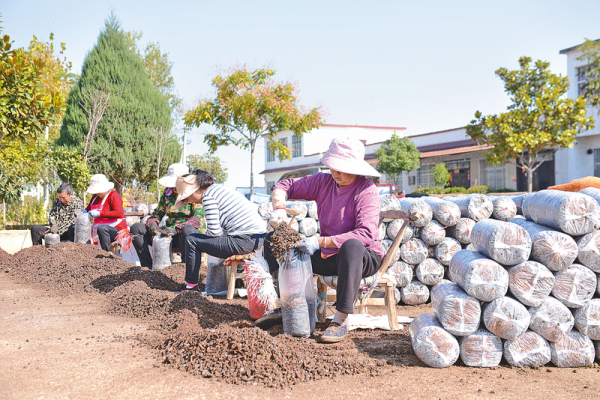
[270,221,303,260]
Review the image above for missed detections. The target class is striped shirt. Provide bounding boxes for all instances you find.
[202,185,267,237]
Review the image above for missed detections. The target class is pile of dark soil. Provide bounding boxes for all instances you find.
[1,243,131,294]
[2,242,418,388]
[0,247,11,270]
[149,310,386,388]
[270,222,303,259]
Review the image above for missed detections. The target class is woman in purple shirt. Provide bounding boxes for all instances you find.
[258,137,383,343]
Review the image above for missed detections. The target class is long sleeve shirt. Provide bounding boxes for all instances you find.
[48,196,84,235]
[201,184,267,237]
[86,190,128,231]
[274,173,384,258]
[145,188,206,233]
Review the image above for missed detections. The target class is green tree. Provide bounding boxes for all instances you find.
[187,154,228,184]
[466,57,594,192]
[577,39,600,112]
[433,163,451,187]
[52,147,91,197]
[375,133,421,181]
[122,30,182,112]
[0,21,70,149]
[57,14,181,192]
[184,66,324,200]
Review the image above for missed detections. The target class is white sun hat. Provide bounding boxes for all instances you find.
[158,163,190,188]
[86,174,115,194]
[320,137,381,177]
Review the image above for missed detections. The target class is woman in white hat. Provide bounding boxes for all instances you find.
[85,174,127,251]
[258,137,384,343]
[130,163,206,269]
[172,170,268,293]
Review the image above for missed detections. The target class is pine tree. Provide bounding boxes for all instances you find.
[57,13,180,191]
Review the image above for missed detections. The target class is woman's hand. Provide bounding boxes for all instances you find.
[269,208,287,225]
[297,236,319,255]
[90,210,101,218]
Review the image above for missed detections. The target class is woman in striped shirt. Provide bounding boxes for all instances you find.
[173,170,268,292]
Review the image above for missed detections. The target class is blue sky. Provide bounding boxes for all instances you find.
[4,1,600,189]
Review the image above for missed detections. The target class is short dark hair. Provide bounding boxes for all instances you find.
[57,183,74,195]
[192,169,216,190]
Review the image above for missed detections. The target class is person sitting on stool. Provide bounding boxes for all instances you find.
[85,174,127,251]
[30,183,83,246]
[130,163,207,268]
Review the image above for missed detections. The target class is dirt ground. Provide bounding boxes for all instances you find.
[1,245,600,400]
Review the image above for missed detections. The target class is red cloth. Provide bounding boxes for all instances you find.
[86,190,127,231]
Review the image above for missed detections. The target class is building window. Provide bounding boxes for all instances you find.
[292,135,302,158]
[578,65,592,97]
[594,149,600,177]
[267,138,289,162]
[267,141,275,162]
[479,160,506,190]
[417,164,435,187]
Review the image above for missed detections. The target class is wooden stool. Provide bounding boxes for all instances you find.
[223,254,255,300]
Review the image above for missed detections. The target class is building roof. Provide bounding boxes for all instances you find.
[321,123,407,130]
[420,144,493,158]
[559,38,600,54]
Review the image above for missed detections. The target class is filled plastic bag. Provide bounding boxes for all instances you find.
[446,218,476,244]
[551,264,597,308]
[483,296,530,340]
[509,217,578,272]
[446,194,493,222]
[431,282,480,336]
[278,249,316,338]
[378,222,388,241]
[387,219,414,243]
[298,218,318,237]
[307,201,319,220]
[576,231,600,273]
[470,219,532,266]
[415,258,445,286]
[382,261,413,288]
[492,196,517,221]
[421,197,461,227]
[420,220,446,246]
[286,201,307,221]
[550,330,596,368]
[400,238,428,265]
[380,195,401,222]
[44,226,60,248]
[399,198,432,228]
[504,330,551,367]
[448,250,508,302]
[522,190,600,236]
[409,313,460,368]
[435,237,461,266]
[458,328,503,367]
[74,210,92,244]
[573,298,600,340]
[205,256,228,294]
[381,239,401,263]
[151,235,172,271]
[528,296,574,342]
[507,261,555,307]
[258,202,273,220]
[401,280,429,305]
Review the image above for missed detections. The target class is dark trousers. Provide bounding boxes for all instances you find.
[185,233,266,285]
[130,223,197,269]
[30,225,74,246]
[264,236,381,314]
[97,225,119,251]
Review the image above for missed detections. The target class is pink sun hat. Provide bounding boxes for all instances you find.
[320,138,381,177]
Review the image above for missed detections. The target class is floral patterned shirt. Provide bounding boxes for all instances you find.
[145,188,206,234]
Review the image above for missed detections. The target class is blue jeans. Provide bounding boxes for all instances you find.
[185,233,266,284]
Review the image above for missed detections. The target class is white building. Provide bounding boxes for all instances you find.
[556,41,600,184]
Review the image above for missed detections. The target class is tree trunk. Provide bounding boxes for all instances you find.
[116,182,123,196]
[250,142,255,203]
[527,169,533,193]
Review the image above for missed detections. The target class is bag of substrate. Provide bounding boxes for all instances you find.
[551,264,597,308]
[205,256,228,294]
[458,328,503,368]
[528,296,574,342]
[74,210,92,244]
[504,330,551,367]
[550,330,595,368]
[278,249,316,338]
[151,235,172,271]
[431,282,481,336]
[409,313,460,368]
[507,261,555,307]
[573,299,600,340]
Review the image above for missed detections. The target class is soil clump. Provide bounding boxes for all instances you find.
[269,222,303,259]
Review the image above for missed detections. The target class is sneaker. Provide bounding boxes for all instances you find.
[254,308,282,330]
[320,321,348,343]
[173,284,199,293]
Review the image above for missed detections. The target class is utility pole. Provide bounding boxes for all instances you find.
[180,126,188,165]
